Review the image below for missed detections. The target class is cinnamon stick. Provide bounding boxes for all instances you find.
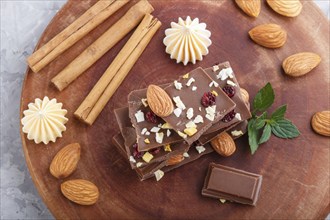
[74,14,161,125]
[51,0,154,91]
[28,0,129,73]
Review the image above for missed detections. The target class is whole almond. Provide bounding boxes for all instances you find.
[50,143,81,179]
[240,87,250,105]
[267,0,302,17]
[311,111,330,137]
[61,179,99,205]
[282,52,321,77]
[249,24,287,48]
[166,154,184,166]
[147,85,174,117]
[211,132,236,157]
[235,0,261,18]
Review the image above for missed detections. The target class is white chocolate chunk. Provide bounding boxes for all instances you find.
[155,132,164,144]
[141,128,148,135]
[235,113,242,121]
[141,98,148,107]
[154,169,164,181]
[145,131,150,136]
[135,110,145,123]
[173,96,186,110]
[136,162,143,168]
[183,152,190,158]
[174,80,183,90]
[178,131,187,139]
[209,80,219,88]
[192,86,197,91]
[185,121,197,128]
[167,129,171,137]
[194,115,204,124]
[186,77,195,86]
[173,108,182,117]
[213,65,220,72]
[129,156,136,163]
[195,145,206,154]
[217,67,234,81]
[205,105,216,121]
[227,80,237,87]
[186,108,194,119]
[231,130,244,137]
[151,127,161,133]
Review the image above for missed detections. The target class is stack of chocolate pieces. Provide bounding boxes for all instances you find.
[113,61,251,181]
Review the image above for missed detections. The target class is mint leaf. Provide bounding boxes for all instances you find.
[248,119,259,154]
[255,112,267,129]
[271,105,287,120]
[271,119,300,138]
[253,83,275,112]
[259,123,271,144]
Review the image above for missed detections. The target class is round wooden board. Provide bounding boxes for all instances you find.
[20,0,330,219]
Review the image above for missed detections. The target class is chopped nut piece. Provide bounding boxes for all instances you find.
[155,132,164,144]
[178,131,188,138]
[161,123,173,129]
[141,128,148,135]
[167,129,171,137]
[174,80,183,90]
[195,145,206,154]
[192,86,197,91]
[217,67,234,81]
[186,121,197,128]
[173,108,182,117]
[211,90,219,96]
[182,73,189,79]
[184,127,197,136]
[231,130,244,137]
[183,152,190,158]
[186,77,195,86]
[154,169,164,181]
[209,80,219,87]
[199,107,202,111]
[129,156,136,163]
[135,110,145,123]
[136,162,143,168]
[142,152,153,163]
[164,144,172,152]
[144,138,150,144]
[213,65,220,72]
[173,96,186,110]
[186,108,194,119]
[141,98,148,107]
[150,127,161,133]
[227,80,237,87]
[194,115,204,124]
[235,113,242,121]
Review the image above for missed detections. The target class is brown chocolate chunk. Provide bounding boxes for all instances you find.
[202,163,262,206]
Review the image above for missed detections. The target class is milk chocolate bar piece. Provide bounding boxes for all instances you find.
[113,132,214,181]
[203,62,251,135]
[163,67,236,145]
[114,107,189,169]
[202,163,262,206]
[128,84,182,152]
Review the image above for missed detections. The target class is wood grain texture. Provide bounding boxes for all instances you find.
[20,0,330,219]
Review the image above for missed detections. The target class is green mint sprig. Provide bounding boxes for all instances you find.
[248,83,300,154]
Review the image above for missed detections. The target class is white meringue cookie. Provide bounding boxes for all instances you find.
[163,16,212,65]
[21,96,68,144]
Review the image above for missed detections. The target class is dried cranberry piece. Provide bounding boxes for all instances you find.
[149,147,161,155]
[221,110,236,123]
[132,143,143,159]
[222,86,235,98]
[145,111,159,124]
[201,92,216,107]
